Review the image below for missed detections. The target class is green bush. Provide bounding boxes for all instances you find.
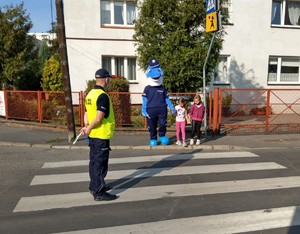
[85,76,129,93]
[107,76,129,92]
[131,116,145,128]
[8,93,38,120]
[222,94,232,107]
[41,55,63,91]
[131,106,141,116]
[84,76,131,127]
[85,79,96,94]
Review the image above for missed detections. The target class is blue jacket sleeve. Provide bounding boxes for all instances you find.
[142,96,150,118]
[165,97,176,114]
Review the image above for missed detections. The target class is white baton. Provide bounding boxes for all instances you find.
[73,132,82,145]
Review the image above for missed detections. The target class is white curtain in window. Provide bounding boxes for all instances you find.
[114,1,124,24]
[288,1,300,25]
[127,3,136,25]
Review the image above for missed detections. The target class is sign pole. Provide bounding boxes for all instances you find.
[203,0,219,139]
[203,32,216,140]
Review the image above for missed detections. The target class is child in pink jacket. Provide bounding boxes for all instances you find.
[189,94,205,145]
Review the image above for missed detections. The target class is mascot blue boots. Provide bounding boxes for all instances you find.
[142,58,175,146]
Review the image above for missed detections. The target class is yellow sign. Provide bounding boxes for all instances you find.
[206,11,218,32]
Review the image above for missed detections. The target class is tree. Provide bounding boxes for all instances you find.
[0,3,40,90]
[38,40,51,72]
[133,0,225,92]
[41,55,63,91]
[48,22,59,55]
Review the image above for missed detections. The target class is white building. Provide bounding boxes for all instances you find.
[213,0,300,89]
[63,0,300,93]
[28,32,56,46]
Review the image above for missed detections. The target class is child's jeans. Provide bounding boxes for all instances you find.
[176,121,186,141]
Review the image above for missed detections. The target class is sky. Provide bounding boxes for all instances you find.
[0,0,56,33]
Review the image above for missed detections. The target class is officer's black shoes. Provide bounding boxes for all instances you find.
[89,185,112,194]
[94,192,118,201]
[103,185,112,192]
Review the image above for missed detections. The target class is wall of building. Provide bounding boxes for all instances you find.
[63,0,300,93]
[220,0,300,89]
[63,0,146,93]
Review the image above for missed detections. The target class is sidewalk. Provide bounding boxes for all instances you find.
[1,120,300,150]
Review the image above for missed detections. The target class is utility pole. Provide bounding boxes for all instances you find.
[55,0,76,142]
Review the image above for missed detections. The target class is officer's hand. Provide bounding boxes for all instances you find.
[80,125,90,136]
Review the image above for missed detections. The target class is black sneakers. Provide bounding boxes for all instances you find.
[94,192,118,201]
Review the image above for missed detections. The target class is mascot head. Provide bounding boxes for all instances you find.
[146,58,164,86]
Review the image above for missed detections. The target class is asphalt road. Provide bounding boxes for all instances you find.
[2,146,300,234]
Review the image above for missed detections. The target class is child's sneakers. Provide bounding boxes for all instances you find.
[176,140,182,146]
[189,139,194,145]
[196,139,201,145]
[182,141,187,147]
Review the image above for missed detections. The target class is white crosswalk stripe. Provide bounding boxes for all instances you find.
[42,151,259,168]
[14,176,300,212]
[54,206,300,234]
[12,151,300,233]
[31,162,285,185]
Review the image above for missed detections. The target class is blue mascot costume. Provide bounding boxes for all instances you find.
[142,58,175,146]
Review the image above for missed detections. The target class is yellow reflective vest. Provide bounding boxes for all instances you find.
[85,88,115,139]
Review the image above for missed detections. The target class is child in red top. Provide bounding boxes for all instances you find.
[189,94,205,145]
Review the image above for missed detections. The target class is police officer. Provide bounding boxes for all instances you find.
[80,68,117,201]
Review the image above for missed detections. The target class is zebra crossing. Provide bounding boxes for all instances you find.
[13,151,300,233]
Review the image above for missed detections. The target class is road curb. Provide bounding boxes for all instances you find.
[0,141,249,151]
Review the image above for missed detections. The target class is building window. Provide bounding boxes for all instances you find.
[101,1,111,24]
[127,1,135,25]
[214,56,230,84]
[268,56,300,84]
[100,0,136,26]
[114,1,124,25]
[220,0,233,24]
[127,58,136,80]
[102,56,137,81]
[115,57,124,76]
[271,0,300,26]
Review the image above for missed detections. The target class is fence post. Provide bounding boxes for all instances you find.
[209,91,212,129]
[212,88,219,134]
[4,90,8,120]
[266,89,270,133]
[38,91,42,123]
[79,91,85,127]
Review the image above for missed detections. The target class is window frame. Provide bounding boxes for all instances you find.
[213,55,231,85]
[102,56,137,81]
[268,56,300,84]
[100,0,136,27]
[220,0,233,25]
[271,0,300,28]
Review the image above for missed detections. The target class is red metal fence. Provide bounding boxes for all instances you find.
[2,90,202,129]
[2,89,300,135]
[212,88,300,135]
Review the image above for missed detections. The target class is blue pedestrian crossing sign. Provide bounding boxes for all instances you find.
[206,0,216,14]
